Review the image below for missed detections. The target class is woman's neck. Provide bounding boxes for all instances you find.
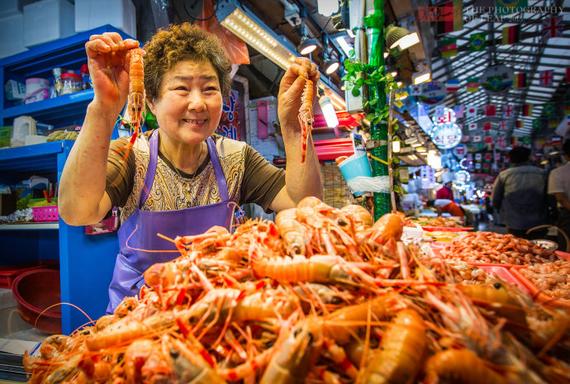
[158,132,206,174]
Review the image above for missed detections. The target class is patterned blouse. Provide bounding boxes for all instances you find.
[105,130,285,223]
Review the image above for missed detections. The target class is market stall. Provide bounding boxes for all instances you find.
[0,0,568,382]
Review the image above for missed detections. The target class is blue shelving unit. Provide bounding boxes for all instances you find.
[0,25,134,334]
[0,25,131,128]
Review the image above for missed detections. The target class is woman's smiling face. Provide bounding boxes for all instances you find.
[148,59,223,145]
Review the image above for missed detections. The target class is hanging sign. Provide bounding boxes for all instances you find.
[480,64,514,94]
[430,107,462,149]
[431,124,462,149]
[475,153,482,161]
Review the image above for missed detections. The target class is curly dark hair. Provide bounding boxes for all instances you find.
[143,22,232,101]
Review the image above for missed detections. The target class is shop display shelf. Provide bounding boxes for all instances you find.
[0,24,132,129]
[0,26,132,335]
[0,223,59,230]
[1,90,94,128]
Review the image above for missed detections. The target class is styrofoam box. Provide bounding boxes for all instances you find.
[23,0,75,48]
[0,13,26,59]
[0,0,21,19]
[75,0,136,38]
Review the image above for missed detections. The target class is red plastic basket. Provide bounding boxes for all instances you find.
[0,265,43,289]
[32,206,58,222]
[12,268,61,333]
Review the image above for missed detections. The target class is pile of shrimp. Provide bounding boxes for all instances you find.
[442,232,558,265]
[25,197,570,383]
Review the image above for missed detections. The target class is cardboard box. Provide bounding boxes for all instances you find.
[0,0,21,18]
[23,0,74,47]
[0,13,26,58]
[75,0,136,38]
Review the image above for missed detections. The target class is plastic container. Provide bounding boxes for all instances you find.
[338,153,372,196]
[32,206,58,222]
[12,268,61,334]
[478,265,531,295]
[24,77,50,104]
[60,72,83,95]
[0,265,43,289]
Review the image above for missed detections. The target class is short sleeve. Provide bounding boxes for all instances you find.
[239,145,285,211]
[105,137,135,208]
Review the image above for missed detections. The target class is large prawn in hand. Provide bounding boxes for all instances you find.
[298,78,314,163]
[122,48,145,159]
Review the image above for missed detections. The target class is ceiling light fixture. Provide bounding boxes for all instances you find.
[385,25,420,50]
[322,35,340,74]
[412,71,431,85]
[298,21,318,55]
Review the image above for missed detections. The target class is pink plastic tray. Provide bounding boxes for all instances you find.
[32,206,58,222]
[478,265,531,295]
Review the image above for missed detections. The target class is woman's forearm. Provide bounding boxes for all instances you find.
[281,127,323,202]
[58,102,117,225]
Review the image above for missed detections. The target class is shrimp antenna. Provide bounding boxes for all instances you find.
[157,233,176,243]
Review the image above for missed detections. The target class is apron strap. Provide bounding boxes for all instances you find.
[206,136,230,202]
[139,131,230,207]
[139,130,159,208]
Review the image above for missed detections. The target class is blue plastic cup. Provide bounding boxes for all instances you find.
[338,153,372,196]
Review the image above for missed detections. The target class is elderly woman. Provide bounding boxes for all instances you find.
[58,23,322,311]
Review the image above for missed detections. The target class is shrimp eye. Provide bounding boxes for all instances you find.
[493,282,503,290]
[337,218,348,226]
[169,349,179,358]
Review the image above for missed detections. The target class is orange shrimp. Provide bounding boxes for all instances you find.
[358,309,427,384]
[260,316,323,383]
[298,78,314,163]
[252,255,377,289]
[275,208,307,256]
[424,349,507,384]
[122,47,145,160]
[324,293,405,344]
[368,212,405,245]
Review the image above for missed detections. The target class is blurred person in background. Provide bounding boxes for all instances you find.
[428,199,465,218]
[492,147,547,238]
[547,139,570,240]
[436,181,454,201]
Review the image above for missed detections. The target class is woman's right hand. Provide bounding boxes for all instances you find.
[85,32,139,117]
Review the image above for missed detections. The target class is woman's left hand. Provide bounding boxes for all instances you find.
[277,57,319,134]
